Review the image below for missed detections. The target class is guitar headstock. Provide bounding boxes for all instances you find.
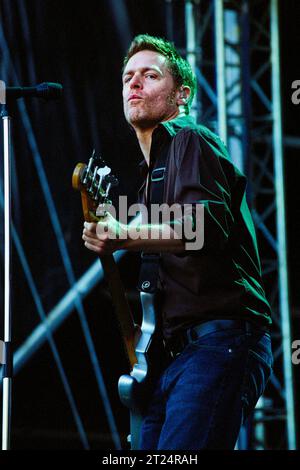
[72,149,119,222]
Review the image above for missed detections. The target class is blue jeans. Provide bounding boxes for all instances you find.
[139,326,273,450]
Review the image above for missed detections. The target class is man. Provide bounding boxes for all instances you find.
[82,34,273,450]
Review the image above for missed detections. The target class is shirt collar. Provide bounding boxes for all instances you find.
[138,114,196,176]
[159,113,196,136]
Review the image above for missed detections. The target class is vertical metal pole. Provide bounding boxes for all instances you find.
[185,0,198,120]
[270,0,296,450]
[214,0,227,145]
[165,0,174,43]
[224,8,244,172]
[253,397,265,449]
[240,1,252,184]
[1,111,12,450]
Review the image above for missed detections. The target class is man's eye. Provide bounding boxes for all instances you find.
[145,74,157,79]
[123,76,131,83]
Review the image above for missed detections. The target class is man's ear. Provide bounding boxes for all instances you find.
[176,86,191,107]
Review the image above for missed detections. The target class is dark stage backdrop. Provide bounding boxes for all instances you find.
[0,0,299,449]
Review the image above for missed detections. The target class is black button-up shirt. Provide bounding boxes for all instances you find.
[138,115,272,340]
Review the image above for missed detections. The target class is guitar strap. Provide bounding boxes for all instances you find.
[137,150,167,295]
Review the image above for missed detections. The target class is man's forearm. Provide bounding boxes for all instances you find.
[123,223,186,253]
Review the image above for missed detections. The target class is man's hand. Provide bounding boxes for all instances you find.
[83,212,186,255]
[82,212,128,255]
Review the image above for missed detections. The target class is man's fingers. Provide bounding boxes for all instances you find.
[83,220,116,255]
[83,222,97,232]
[84,239,112,255]
[83,233,107,245]
[84,241,99,253]
[96,221,110,237]
[83,230,110,242]
[83,232,112,248]
[82,229,98,239]
[84,241,106,254]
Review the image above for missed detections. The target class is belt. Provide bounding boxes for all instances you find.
[164,319,269,359]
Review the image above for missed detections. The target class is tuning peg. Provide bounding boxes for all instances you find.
[89,149,104,167]
[97,165,111,177]
[104,174,118,198]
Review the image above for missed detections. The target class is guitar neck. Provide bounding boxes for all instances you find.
[99,254,137,369]
[72,161,137,370]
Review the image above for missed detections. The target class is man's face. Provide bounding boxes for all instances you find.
[122,50,179,129]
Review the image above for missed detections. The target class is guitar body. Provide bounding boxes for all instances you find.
[119,291,165,450]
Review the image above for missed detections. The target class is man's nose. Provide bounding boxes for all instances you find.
[130,74,142,89]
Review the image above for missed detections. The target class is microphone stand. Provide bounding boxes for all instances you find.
[1,102,13,450]
[0,82,62,450]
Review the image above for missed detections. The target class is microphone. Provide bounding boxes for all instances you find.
[2,82,63,101]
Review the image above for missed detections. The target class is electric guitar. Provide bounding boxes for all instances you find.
[72,150,163,449]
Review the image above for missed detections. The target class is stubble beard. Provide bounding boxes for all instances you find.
[126,106,159,129]
[125,92,177,129]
